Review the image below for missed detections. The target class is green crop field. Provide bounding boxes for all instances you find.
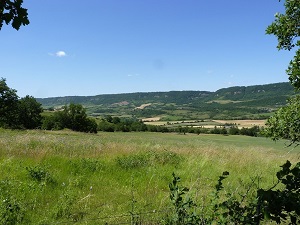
[0,129,299,224]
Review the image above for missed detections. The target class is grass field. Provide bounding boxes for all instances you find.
[0,129,299,224]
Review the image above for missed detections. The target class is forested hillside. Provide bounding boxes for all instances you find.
[37,82,295,120]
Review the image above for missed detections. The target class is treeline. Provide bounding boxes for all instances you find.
[0,78,97,133]
[97,115,262,137]
[169,125,261,137]
[97,115,148,132]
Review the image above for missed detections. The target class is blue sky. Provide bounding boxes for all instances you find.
[0,0,293,98]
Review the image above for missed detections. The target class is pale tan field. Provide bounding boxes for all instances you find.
[143,119,266,129]
[142,117,161,122]
[213,120,266,128]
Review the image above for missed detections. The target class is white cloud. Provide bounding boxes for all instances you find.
[56,51,67,57]
[127,74,140,77]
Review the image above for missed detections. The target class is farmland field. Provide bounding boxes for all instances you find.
[144,119,267,129]
[0,129,299,224]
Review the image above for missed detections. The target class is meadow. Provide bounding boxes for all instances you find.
[0,128,299,224]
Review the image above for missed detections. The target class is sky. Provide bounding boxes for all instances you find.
[0,0,294,98]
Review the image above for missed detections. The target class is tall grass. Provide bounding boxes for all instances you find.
[0,129,299,224]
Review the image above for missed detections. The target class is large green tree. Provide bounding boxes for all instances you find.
[0,0,29,30]
[0,78,43,129]
[0,78,19,128]
[18,95,43,129]
[265,0,300,146]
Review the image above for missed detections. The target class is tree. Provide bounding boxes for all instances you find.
[1,78,44,129]
[266,0,300,89]
[18,95,43,129]
[265,0,300,146]
[42,103,98,133]
[67,103,91,132]
[0,78,19,128]
[0,0,29,30]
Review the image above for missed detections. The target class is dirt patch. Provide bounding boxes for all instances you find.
[135,103,152,110]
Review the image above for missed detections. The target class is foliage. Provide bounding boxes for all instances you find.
[167,161,300,224]
[265,0,300,146]
[42,103,98,133]
[0,77,19,128]
[0,78,43,129]
[0,0,29,30]
[98,116,147,132]
[26,164,55,184]
[0,179,28,225]
[18,95,43,129]
[266,0,300,90]
[166,173,200,225]
[257,160,300,224]
[264,95,300,146]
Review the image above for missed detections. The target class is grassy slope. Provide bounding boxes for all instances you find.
[0,129,299,224]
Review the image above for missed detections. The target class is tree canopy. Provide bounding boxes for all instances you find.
[266,0,300,90]
[0,78,19,128]
[0,0,29,30]
[42,103,98,133]
[18,95,43,129]
[0,78,43,129]
[265,0,300,146]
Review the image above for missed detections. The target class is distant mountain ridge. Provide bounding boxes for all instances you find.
[37,82,296,120]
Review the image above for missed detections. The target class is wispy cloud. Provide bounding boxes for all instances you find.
[56,51,67,57]
[127,73,140,77]
[48,50,67,57]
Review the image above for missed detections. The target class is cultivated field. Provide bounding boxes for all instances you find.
[0,129,299,224]
[143,119,267,128]
[213,119,266,128]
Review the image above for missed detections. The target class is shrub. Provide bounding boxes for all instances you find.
[26,165,55,184]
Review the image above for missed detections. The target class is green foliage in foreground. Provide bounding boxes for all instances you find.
[0,0,29,30]
[265,0,300,147]
[266,0,300,90]
[166,161,300,225]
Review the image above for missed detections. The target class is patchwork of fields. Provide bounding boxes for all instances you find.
[143,119,266,129]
